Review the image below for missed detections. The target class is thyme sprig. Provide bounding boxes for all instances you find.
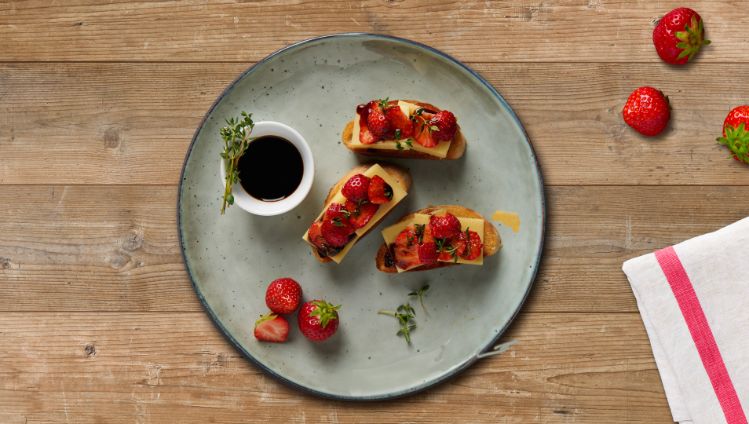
[219,112,255,214]
[378,303,417,345]
[408,284,430,316]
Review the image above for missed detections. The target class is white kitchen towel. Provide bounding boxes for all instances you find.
[622,217,749,424]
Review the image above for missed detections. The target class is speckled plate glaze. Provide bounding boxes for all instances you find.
[178,33,545,400]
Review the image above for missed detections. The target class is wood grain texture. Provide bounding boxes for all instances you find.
[2,62,748,186]
[0,0,742,63]
[2,184,746,313]
[0,311,672,423]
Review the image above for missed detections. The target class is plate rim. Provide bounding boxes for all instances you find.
[177,32,546,401]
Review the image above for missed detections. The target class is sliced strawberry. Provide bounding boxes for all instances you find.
[430,110,457,141]
[411,109,438,147]
[418,242,438,265]
[367,101,391,139]
[307,221,327,250]
[385,105,414,139]
[392,227,421,271]
[438,235,466,262]
[429,213,462,240]
[461,230,483,261]
[356,103,378,145]
[367,175,393,204]
[345,201,379,229]
[324,202,348,220]
[253,313,289,343]
[413,124,437,147]
[341,174,371,203]
[321,216,354,248]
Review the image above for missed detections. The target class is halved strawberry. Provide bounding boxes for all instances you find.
[412,109,438,147]
[321,216,354,248]
[461,230,483,261]
[418,242,438,265]
[356,103,378,145]
[368,175,393,204]
[307,221,327,250]
[430,213,462,240]
[430,110,457,141]
[325,202,348,220]
[385,105,414,139]
[345,201,379,229]
[438,235,466,262]
[342,174,370,203]
[367,101,391,139]
[392,227,421,271]
[253,313,289,343]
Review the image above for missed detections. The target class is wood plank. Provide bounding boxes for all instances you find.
[2,62,748,186]
[2,184,747,313]
[0,311,672,423]
[0,0,741,63]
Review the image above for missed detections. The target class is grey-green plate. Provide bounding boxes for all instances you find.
[178,33,545,400]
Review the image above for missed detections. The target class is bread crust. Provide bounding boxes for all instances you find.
[375,205,501,273]
[341,100,466,160]
[308,163,412,263]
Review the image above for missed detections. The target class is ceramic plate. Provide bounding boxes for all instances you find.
[178,33,545,400]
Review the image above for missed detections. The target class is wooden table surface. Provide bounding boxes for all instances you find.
[2,1,747,422]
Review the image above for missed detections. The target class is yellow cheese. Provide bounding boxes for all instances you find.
[348,100,452,158]
[381,210,485,272]
[302,164,408,264]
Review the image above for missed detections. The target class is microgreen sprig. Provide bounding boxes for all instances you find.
[219,112,255,214]
[408,284,430,316]
[378,303,417,345]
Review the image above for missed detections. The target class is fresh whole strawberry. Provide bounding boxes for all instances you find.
[298,300,340,342]
[341,174,371,202]
[367,100,391,139]
[622,87,671,137]
[345,200,379,229]
[717,105,749,164]
[653,8,710,65]
[418,242,438,265]
[321,215,354,248]
[385,105,414,139]
[367,175,393,204]
[265,278,302,314]
[254,313,289,343]
[430,110,457,141]
[461,230,483,261]
[429,213,462,240]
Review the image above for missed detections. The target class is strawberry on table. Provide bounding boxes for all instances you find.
[368,175,393,205]
[341,174,371,203]
[653,7,710,65]
[622,86,671,137]
[717,105,749,164]
[265,278,302,315]
[298,300,341,342]
[254,313,289,343]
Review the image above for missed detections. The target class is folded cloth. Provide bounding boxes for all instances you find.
[623,217,749,424]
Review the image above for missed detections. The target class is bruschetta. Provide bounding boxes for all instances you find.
[342,99,466,160]
[376,205,500,273]
[303,163,411,263]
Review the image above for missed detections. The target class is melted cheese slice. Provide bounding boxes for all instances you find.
[302,164,408,264]
[381,210,485,272]
[348,101,453,158]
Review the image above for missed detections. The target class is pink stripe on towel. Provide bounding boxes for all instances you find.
[655,246,747,424]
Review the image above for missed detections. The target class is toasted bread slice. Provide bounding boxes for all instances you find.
[376,205,501,273]
[307,163,412,263]
[342,100,466,160]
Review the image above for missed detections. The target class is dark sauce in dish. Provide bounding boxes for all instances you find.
[237,136,303,202]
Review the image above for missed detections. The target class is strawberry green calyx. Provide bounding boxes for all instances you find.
[309,300,340,328]
[717,123,749,164]
[255,312,278,325]
[675,15,711,62]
